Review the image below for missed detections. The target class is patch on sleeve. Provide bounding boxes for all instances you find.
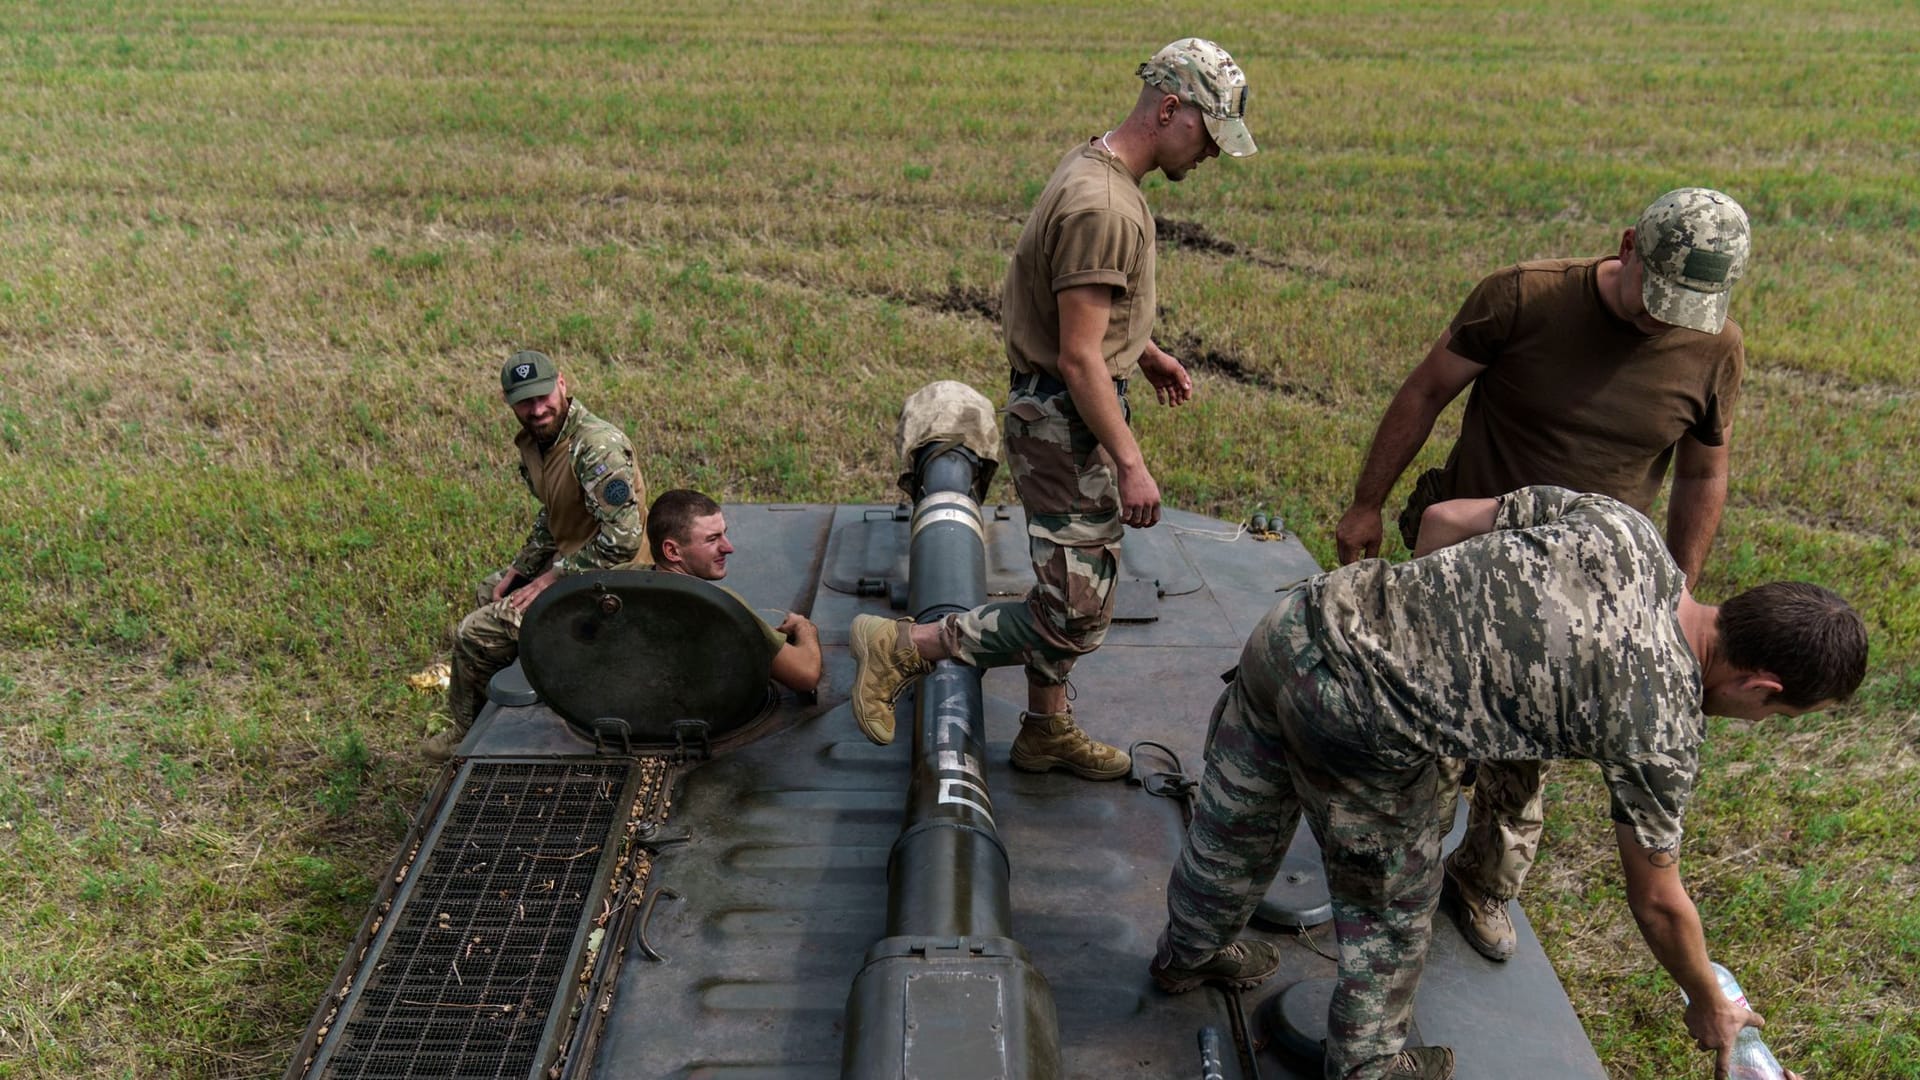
[602,477,631,507]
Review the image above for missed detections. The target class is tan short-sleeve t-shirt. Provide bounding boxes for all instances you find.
[1001,142,1156,381]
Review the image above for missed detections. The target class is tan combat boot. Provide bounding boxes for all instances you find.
[420,720,470,763]
[1008,708,1130,780]
[848,614,931,745]
[1444,863,1517,961]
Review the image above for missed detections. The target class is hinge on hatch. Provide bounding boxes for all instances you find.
[671,718,712,763]
[592,717,632,756]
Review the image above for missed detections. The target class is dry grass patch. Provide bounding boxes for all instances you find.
[1,2,1916,1077]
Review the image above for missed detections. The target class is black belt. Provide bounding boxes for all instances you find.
[1010,368,1128,398]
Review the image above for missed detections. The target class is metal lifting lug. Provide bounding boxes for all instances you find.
[670,718,711,762]
[1144,772,1198,801]
[592,717,633,756]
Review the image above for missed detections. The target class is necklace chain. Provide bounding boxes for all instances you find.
[1100,130,1117,156]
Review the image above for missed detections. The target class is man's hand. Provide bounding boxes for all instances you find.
[490,570,524,602]
[1684,994,1763,1079]
[1138,341,1193,406]
[1411,497,1501,558]
[505,567,561,613]
[769,611,823,693]
[776,611,818,644]
[1335,504,1384,564]
[1117,461,1162,529]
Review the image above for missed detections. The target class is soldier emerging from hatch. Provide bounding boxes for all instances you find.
[1151,486,1861,1080]
[1332,189,1753,963]
[847,38,1257,780]
[646,489,822,695]
[426,350,647,761]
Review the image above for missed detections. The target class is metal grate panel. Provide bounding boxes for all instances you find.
[323,761,633,1080]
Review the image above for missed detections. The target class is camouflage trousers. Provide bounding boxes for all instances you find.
[940,384,1122,687]
[1164,592,1462,1080]
[1400,483,1548,900]
[1447,759,1547,900]
[446,570,525,730]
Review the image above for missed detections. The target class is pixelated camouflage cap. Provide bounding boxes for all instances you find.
[1636,188,1750,334]
[1137,38,1257,158]
[895,380,1001,502]
[501,349,558,404]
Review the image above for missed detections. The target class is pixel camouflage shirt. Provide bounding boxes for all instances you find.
[1308,486,1704,853]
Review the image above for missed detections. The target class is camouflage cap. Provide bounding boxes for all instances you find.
[1137,38,1257,158]
[895,380,1001,502]
[501,349,558,404]
[1636,188,1751,334]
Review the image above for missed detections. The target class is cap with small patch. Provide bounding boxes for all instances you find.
[1636,188,1750,334]
[501,350,558,404]
[1137,38,1257,158]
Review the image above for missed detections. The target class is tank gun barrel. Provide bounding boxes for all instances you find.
[841,439,1060,1079]
[890,448,1007,938]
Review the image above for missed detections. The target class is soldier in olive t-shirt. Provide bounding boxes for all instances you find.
[1330,189,1754,963]
[646,489,822,696]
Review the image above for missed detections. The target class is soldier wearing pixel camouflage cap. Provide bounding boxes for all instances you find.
[1156,487,1861,1080]
[425,350,649,761]
[847,38,1256,781]
[1332,187,1753,965]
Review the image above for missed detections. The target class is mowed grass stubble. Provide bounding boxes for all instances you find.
[0,2,1915,1076]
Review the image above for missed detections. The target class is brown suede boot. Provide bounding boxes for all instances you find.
[1009,708,1130,780]
[1149,931,1282,993]
[419,719,470,763]
[848,614,931,745]
[1384,1046,1455,1078]
[1444,863,1517,961]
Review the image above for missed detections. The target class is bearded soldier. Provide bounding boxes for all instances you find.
[426,350,646,760]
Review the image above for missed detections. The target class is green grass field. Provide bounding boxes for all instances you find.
[1,2,1915,1076]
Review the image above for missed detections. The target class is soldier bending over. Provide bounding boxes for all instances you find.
[1154,486,1862,1080]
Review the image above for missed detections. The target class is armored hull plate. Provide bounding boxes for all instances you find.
[292,503,1604,1080]
[589,505,1603,1079]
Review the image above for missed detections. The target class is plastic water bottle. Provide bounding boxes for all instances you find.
[1680,962,1786,1080]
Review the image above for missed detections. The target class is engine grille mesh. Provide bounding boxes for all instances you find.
[322,761,633,1079]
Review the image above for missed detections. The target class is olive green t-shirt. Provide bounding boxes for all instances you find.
[716,585,789,661]
[1001,141,1156,381]
[1435,257,1744,515]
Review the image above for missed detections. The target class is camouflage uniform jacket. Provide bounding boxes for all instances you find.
[510,399,645,577]
[1306,486,1703,854]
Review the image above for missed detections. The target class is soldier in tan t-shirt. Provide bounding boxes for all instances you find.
[1331,188,1754,964]
[847,39,1258,782]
